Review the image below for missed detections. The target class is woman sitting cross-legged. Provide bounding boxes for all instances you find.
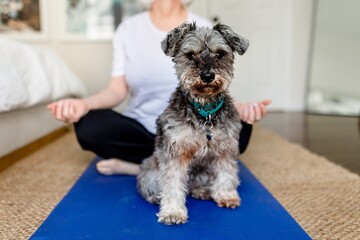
[48,0,271,176]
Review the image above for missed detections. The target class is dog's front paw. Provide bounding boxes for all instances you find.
[157,211,188,225]
[213,191,241,209]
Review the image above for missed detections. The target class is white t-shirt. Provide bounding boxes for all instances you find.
[111,11,212,134]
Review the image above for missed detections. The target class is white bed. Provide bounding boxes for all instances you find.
[0,38,87,157]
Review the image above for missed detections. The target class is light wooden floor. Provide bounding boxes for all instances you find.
[260,112,360,174]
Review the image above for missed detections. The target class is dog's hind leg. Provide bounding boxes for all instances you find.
[137,156,161,204]
[189,172,212,200]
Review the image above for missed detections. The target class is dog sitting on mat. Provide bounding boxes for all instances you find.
[137,22,249,225]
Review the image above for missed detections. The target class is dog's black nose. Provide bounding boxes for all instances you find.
[200,72,215,83]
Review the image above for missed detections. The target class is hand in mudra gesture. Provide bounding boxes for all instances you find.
[47,98,89,124]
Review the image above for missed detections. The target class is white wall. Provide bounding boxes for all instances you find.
[309,0,360,100]
[285,0,314,111]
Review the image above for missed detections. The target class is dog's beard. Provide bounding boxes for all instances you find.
[192,80,222,95]
[184,76,229,98]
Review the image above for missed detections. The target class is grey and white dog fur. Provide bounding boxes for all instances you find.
[137,22,249,225]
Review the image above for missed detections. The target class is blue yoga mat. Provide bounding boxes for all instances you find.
[31,157,310,240]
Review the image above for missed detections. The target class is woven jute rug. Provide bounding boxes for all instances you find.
[0,127,359,240]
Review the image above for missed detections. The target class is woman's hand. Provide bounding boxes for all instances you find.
[47,76,128,124]
[47,98,89,124]
[235,99,272,124]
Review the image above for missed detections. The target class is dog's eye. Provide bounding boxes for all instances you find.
[215,51,226,59]
[186,52,196,60]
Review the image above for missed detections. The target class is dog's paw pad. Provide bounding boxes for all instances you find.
[157,213,188,225]
[216,198,241,209]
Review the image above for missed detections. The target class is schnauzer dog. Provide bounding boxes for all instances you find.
[137,22,249,225]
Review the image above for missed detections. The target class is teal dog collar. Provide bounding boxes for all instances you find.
[191,97,225,119]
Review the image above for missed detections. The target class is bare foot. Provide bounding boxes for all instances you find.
[96,158,140,176]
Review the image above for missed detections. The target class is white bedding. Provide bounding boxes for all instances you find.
[0,38,87,112]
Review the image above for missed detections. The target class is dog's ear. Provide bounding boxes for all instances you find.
[161,22,197,57]
[213,23,249,55]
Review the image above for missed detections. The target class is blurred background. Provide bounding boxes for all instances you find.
[1,0,359,114]
[308,0,360,116]
[0,0,359,173]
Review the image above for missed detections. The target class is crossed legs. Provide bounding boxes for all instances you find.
[74,109,252,175]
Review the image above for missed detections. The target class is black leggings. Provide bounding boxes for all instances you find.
[74,109,252,164]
